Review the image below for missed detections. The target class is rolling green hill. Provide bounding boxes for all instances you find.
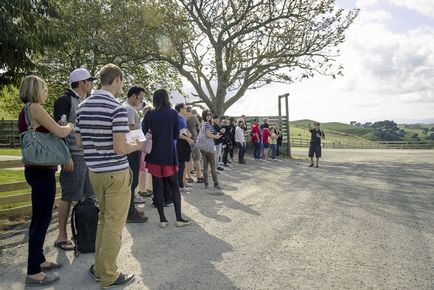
[289,119,379,141]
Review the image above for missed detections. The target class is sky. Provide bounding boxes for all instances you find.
[174,0,434,124]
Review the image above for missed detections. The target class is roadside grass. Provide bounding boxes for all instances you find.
[0,148,21,156]
[0,169,24,184]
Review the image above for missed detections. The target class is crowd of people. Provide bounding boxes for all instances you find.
[18,64,324,288]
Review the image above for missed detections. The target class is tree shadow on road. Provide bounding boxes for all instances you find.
[127,221,239,290]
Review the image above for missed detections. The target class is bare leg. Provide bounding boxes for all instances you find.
[56,200,72,241]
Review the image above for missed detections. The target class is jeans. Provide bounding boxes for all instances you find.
[25,168,56,275]
[215,144,222,167]
[236,142,246,161]
[253,142,261,159]
[270,144,277,159]
[127,150,140,217]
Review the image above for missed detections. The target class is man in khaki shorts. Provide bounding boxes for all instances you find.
[75,64,143,288]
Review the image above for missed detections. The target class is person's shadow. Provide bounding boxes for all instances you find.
[127,213,239,290]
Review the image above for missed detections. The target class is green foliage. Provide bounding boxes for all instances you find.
[0,0,64,87]
[35,0,181,110]
[0,86,21,119]
[372,120,400,141]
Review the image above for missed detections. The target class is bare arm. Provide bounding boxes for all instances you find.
[113,132,143,155]
[29,103,73,138]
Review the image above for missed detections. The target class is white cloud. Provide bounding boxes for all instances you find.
[388,0,434,18]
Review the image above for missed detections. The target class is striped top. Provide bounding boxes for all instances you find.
[75,90,129,173]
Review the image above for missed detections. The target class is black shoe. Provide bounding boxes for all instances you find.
[127,211,149,223]
[89,265,101,282]
[217,166,224,171]
[164,202,174,207]
[102,273,135,289]
[309,164,314,167]
[196,177,204,183]
[315,165,319,168]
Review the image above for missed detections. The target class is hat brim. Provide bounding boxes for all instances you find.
[87,77,97,81]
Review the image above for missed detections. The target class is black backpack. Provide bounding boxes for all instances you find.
[71,198,99,256]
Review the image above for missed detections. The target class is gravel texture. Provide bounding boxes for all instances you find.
[1,149,434,289]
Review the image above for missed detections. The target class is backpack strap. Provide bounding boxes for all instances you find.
[70,203,80,257]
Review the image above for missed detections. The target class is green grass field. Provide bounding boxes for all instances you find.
[0,148,21,156]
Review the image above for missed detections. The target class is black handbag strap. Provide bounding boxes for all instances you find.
[70,204,80,256]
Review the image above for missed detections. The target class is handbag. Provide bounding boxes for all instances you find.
[195,123,216,153]
[20,103,71,166]
[141,131,153,154]
[141,111,153,154]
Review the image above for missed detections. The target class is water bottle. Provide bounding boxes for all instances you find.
[60,114,67,125]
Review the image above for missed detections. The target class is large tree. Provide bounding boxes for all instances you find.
[145,0,359,115]
[37,0,181,102]
[0,0,63,88]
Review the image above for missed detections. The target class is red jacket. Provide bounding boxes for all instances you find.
[251,124,260,142]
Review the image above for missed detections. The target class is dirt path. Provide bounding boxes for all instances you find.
[1,149,434,289]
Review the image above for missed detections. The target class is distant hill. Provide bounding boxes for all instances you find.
[289,119,379,141]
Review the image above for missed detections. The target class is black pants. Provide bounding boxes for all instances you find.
[222,145,231,164]
[229,146,234,159]
[127,150,141,216]
[25,168,56,275]
[178,161,185,188]
[152,174,182,222]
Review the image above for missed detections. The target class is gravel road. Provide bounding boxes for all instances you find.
[1,149,434,290]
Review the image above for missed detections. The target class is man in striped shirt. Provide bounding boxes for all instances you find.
[75,64,143,289]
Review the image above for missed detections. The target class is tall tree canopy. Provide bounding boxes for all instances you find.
[146,0,359,115]
[0,0,63,87]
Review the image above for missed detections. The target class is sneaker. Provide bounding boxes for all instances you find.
[309,164,314,167]
[217,166,224,171]
[214,184,223,190]
[187,178,194,183]
[89,265,101,282]
[176,220,191,227]
[164,202,174,207]
[126,210,149,223]
[25,274,59,287]
[196,177,204,183]
[134,194,146,204]
[159,221,168,228]
[102,273,135,289]
[223,163,230,167]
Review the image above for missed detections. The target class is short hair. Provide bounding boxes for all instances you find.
[153,89,171,110]
[212,115,219,120]
[99,64,123,86]
[202,109,212,121]
[237,118,244,126]
[19,75,48,104]
[71,81,80,89]
[175,103,185,112]
[186,106,192,113]
[127,85,145,98]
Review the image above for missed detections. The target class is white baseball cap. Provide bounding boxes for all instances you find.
[69,68,97,83]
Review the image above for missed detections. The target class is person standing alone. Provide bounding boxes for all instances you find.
[308,122,325,168]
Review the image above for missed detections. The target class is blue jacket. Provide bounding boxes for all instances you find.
[142,108,179,165]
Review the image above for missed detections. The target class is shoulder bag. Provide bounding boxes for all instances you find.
[20,103,71,166]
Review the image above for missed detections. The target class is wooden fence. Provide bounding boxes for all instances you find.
[0,120,20,148]
[0,160,61,218]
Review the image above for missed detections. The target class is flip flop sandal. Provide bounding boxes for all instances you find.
[54,240,75,251]
[41,261,63,271]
